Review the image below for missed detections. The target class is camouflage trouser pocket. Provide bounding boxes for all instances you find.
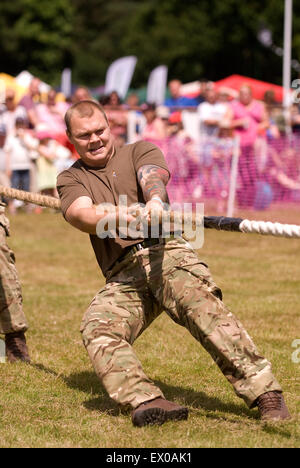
[172,253,223,301]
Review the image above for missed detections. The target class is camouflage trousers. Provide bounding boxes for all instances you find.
[81,237,282,410]
[0,211,28,335]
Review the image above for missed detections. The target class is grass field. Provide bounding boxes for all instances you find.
[0,210,299,448]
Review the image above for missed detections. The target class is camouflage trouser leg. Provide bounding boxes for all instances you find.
[0,225,28,335]
[150,238,282,408]
[80,276,165,409]
[81,237,282,409]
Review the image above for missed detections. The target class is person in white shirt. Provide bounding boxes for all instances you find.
[197,87,228,138]
[4,117,37,212]
[0,89,28,138]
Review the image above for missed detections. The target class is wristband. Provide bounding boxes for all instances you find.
[151,196,165,207]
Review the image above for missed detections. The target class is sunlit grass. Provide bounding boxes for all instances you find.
[0,211,299,448]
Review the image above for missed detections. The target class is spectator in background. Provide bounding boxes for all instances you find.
[263,90,285,139]
[164,79,199,110]
[18,77,41,129]
[35,89,69,140]
[0,88,27,137]
[4,118,35,213]
[35,131,72,199]
[124,93,140,110]
[290,103,300,134]
[197,85,228,138]
[164,111,201,204]
[211,122,235,213]
[225,84,269,208]
[0,124,10,189]
[103,91,128,146]
[72,86,92,104]
[140,103,168,142]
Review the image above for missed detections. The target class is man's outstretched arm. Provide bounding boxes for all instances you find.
[65,196,135,235]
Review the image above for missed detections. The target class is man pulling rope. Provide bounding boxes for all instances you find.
[1,185,300,239]
[52,100,290,426]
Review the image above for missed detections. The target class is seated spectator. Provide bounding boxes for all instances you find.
[18,77,41,129]
[0,88,28,137]
[4,117,36,213]
[197,85,228,138]
[35,89,69,140]
[164,79,199,110]
[72,86,92,104]
[103,91,128,145]
[140,103,168,141]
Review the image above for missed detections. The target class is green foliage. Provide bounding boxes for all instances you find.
[0,0,74,85]
[0,0,300,87]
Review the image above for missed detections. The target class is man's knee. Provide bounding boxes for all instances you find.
[80,306,129,348]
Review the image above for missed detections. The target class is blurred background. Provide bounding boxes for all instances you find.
[1,0,300,220]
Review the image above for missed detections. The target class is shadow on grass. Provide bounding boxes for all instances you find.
[63,370,121,416]
[58,368,255,420]
[30,364,295,438]
[155,379,254,421]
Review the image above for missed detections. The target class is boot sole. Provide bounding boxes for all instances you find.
[132,407,188,427]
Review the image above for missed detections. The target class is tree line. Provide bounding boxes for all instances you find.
[0,0,300,88]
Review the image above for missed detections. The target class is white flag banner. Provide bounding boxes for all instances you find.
[61,68,72,97]
[146,65,168,105]
[104,56,137,99]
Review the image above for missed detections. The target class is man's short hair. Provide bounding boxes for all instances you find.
[65,100,108,134]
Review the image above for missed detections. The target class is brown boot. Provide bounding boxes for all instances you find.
[256,391,291,421]
[132,397,188,427]
[5,331,30,363]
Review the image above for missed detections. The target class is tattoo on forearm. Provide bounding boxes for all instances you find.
[137,165,169,202]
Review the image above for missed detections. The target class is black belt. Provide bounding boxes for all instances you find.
[113,238,164,269]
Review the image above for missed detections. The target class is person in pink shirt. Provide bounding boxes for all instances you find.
[35,89,69,138]
[226,85,269,208]
[140,103,168,142]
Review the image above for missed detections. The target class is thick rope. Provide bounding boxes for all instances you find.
[0,185,61,210]
[1,185,300,239]
[240,219,300,238]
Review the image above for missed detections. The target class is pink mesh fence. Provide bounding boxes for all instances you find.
[142,134,300,214]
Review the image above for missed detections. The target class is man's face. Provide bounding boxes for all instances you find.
[68,109,114,168]
[5,90,15,110]
[169,81,181,98]
[73,88,91,103]
[30,78,40,97]
[205,89,217,104]
[239,87,252,106]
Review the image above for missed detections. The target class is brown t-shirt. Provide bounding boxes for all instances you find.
[57,140,170,277]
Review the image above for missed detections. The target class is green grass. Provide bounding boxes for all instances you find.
[0,211,299,448]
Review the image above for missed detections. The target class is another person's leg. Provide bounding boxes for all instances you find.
[0,219,30,362]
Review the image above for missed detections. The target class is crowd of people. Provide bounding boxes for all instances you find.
[1,76,300,213]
